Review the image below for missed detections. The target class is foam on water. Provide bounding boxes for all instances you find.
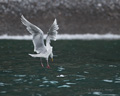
[1,34,120,40]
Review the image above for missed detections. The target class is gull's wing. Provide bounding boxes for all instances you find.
[21,15,47,53]
[46,19,59,47]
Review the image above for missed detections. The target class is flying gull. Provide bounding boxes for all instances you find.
[21,15,59,68]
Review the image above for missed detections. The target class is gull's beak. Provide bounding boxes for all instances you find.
[51,58,53,62]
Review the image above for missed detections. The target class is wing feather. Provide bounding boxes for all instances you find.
[46,19,59,47]
[21,15,47,53]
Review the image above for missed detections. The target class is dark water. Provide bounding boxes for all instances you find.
[0,40,120,96]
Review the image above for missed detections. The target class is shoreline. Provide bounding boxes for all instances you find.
[1,33,120,40]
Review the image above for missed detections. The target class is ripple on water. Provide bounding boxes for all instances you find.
[115,77,120,83]
[84,71,89,74]
[88,92,118,96]
[0,82,5,86]
[3,70,12,73]
[42,81,49,84]
[103,77,120,84]
[93,92,102,95]
[28,82,33,84]
[42,81,58,84]
[56,74,66,78]
[76,78,86,81]
[115,81,120,83]
[35,79,40,81]
[57,85,71,88]
[66,82,76,85]
[50,81,59,84]
[74,75,86,81]
[39,85,49,87]
[0,82,12,86]
[115,77,120,81]
[109,65,117,67]
[103,79,113,83]
[39,85,45,87]
[0,91,7,94]
[63,80,70,82]
[14,75,26,78]
[42,77,48,80]
[57,66,65,71]
[14,78,23,83]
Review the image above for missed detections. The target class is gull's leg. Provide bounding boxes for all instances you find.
[40,58,44,67]
[46,58,50,69]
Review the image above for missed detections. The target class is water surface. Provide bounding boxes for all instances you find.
[0,40,120,96]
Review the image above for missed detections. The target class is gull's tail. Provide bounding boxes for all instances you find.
[29,54,41,58]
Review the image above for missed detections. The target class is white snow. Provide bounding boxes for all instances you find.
[0,34,120,40]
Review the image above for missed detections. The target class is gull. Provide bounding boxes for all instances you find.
[21,15,59,68]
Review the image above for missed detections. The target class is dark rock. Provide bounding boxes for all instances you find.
[0,0,120,35]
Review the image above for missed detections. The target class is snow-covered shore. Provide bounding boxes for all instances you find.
[1,34,120,40]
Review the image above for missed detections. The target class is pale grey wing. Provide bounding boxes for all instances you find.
[46,19,59,47]
[21,15,47,53]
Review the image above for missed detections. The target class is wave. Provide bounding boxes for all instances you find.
[0,34,120,40]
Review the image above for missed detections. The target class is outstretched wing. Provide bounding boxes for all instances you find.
[46,19,59,47]
[21,15,47,53]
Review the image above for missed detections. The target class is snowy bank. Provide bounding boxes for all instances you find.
[1,34,120,40]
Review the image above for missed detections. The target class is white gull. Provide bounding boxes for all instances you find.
[21,15,59,68]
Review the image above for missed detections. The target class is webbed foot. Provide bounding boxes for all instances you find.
[46,65,50,69]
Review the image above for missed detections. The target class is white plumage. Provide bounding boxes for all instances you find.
[21,15,59,68]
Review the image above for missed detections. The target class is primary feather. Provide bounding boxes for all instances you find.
[46,19,59,47]
[21,15,47,54]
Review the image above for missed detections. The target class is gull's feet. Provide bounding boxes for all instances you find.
[41,64,44,68]
[46,65,50,69]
